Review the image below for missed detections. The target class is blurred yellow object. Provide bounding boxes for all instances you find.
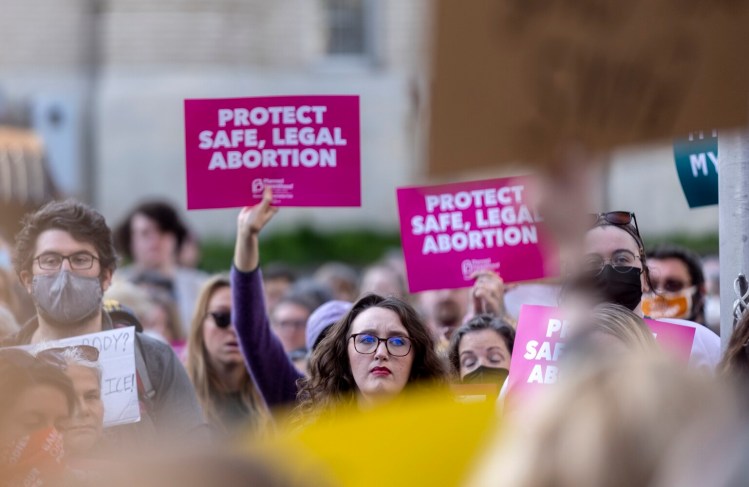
[244,388,499,487]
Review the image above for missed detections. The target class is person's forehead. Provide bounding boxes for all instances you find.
[34,229,99,257]
[207,286,232,308]
[131,213,160,230]
[350,306,407,334]
[459,329,506,353]
[272,301,310,318]
[66,364,100,390]
[583,226,640,256]
[648,258,691,282]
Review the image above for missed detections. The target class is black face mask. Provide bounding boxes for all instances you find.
[594,265,643,311]
[462,366,509,386]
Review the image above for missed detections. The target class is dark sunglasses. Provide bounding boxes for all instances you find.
[209,311,232,329]
[590,211,642,242]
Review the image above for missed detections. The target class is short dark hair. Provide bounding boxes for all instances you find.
[448,314,515,377]
[115,200,188,261]
[647,244,705,288]
[13,199,117,276]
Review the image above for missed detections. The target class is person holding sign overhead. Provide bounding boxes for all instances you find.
[232,188,447,419]
[565,211,720,370]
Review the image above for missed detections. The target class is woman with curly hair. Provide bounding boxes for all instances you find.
[231,188,447,419]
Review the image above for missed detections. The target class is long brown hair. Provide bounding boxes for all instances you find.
[186,274,269,433]
[295,293,447,419]
[719,310,749,379]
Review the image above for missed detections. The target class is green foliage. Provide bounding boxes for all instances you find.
[643,232,719,256]
[198,227,402,273]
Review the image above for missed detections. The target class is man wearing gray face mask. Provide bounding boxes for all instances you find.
[1,200,206,449]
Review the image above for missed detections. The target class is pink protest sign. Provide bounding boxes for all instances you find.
[184,95,360,209]
[644,318,696,363]
[506,305,697,402]
[506,305,568,403]
[396,176,559,293]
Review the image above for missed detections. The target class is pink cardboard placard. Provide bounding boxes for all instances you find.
[396,176,559,293]
[184,95,360,209]
[506,305,697,403]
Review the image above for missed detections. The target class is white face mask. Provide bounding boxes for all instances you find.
[704,295,721,329]
[31,270,103,325]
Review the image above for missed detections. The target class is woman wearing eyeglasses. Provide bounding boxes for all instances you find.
[568,211,721,370]
[232,188,446,419]
[185,274,269,436]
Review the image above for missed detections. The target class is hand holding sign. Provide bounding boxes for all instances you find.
[469,270,513,317]
[234,186,278,273]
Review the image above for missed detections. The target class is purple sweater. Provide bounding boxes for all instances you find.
[231,266,303,409]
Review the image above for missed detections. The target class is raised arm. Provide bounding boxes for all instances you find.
[232,187,303,408]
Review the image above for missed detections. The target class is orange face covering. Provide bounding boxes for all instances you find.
[642,287,695,319]
[0,427,66,487]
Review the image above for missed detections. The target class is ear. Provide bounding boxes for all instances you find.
[100,268,113,293]
[19,270,34,294]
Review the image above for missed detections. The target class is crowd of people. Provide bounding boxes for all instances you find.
[0,187,747,487]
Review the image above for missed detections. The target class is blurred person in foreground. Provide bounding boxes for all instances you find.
[115,200,208,333]
[470,354,738,487]
[185,274,270,436]
[232,188,447,420]
[3,200,205,446]
[448,315,515,387]
[0,349,74,487]
[719,310,749,384]
[642,244,709,328]
[563,211,720,371]
[37,345,107,465]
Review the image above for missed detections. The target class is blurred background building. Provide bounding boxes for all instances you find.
[0,0,718,244]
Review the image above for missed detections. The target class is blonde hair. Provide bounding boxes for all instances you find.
[471,355,735,487]
[579,303,659,352]
[185,274,270,433]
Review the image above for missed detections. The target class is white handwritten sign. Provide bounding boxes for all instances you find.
[25,328,139,427]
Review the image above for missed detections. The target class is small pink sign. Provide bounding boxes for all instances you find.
[184,95,360,209]
[506,305,697,402]
[396,176,559,293]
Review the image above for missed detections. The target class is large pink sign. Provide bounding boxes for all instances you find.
[396,176,559,293]
[506,305,697,402]
[184,95,360,209]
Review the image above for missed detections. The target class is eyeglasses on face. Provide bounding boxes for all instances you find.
[581,250,642,275]
[349,333,412,357]
[34,252,99,271]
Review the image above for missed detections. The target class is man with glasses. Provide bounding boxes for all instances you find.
[1,200,204,445]
[642,244,708,327]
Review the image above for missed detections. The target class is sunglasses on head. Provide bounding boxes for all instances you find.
[37,345,100,366]
[590,211,642,241]
[209,311,232,329]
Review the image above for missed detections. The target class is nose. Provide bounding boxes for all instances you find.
[373,340,390,360]
[60,257,73,272]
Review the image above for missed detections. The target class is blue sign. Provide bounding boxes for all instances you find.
[673,130,718,208]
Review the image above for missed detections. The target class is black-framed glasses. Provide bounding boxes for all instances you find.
[581,250,642,276]
[209,311,232,329]
[349,333,412,357]
[34,252,99,271]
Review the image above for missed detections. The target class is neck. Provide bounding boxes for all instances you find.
[32,310,103,344]
[212,360,245,392]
